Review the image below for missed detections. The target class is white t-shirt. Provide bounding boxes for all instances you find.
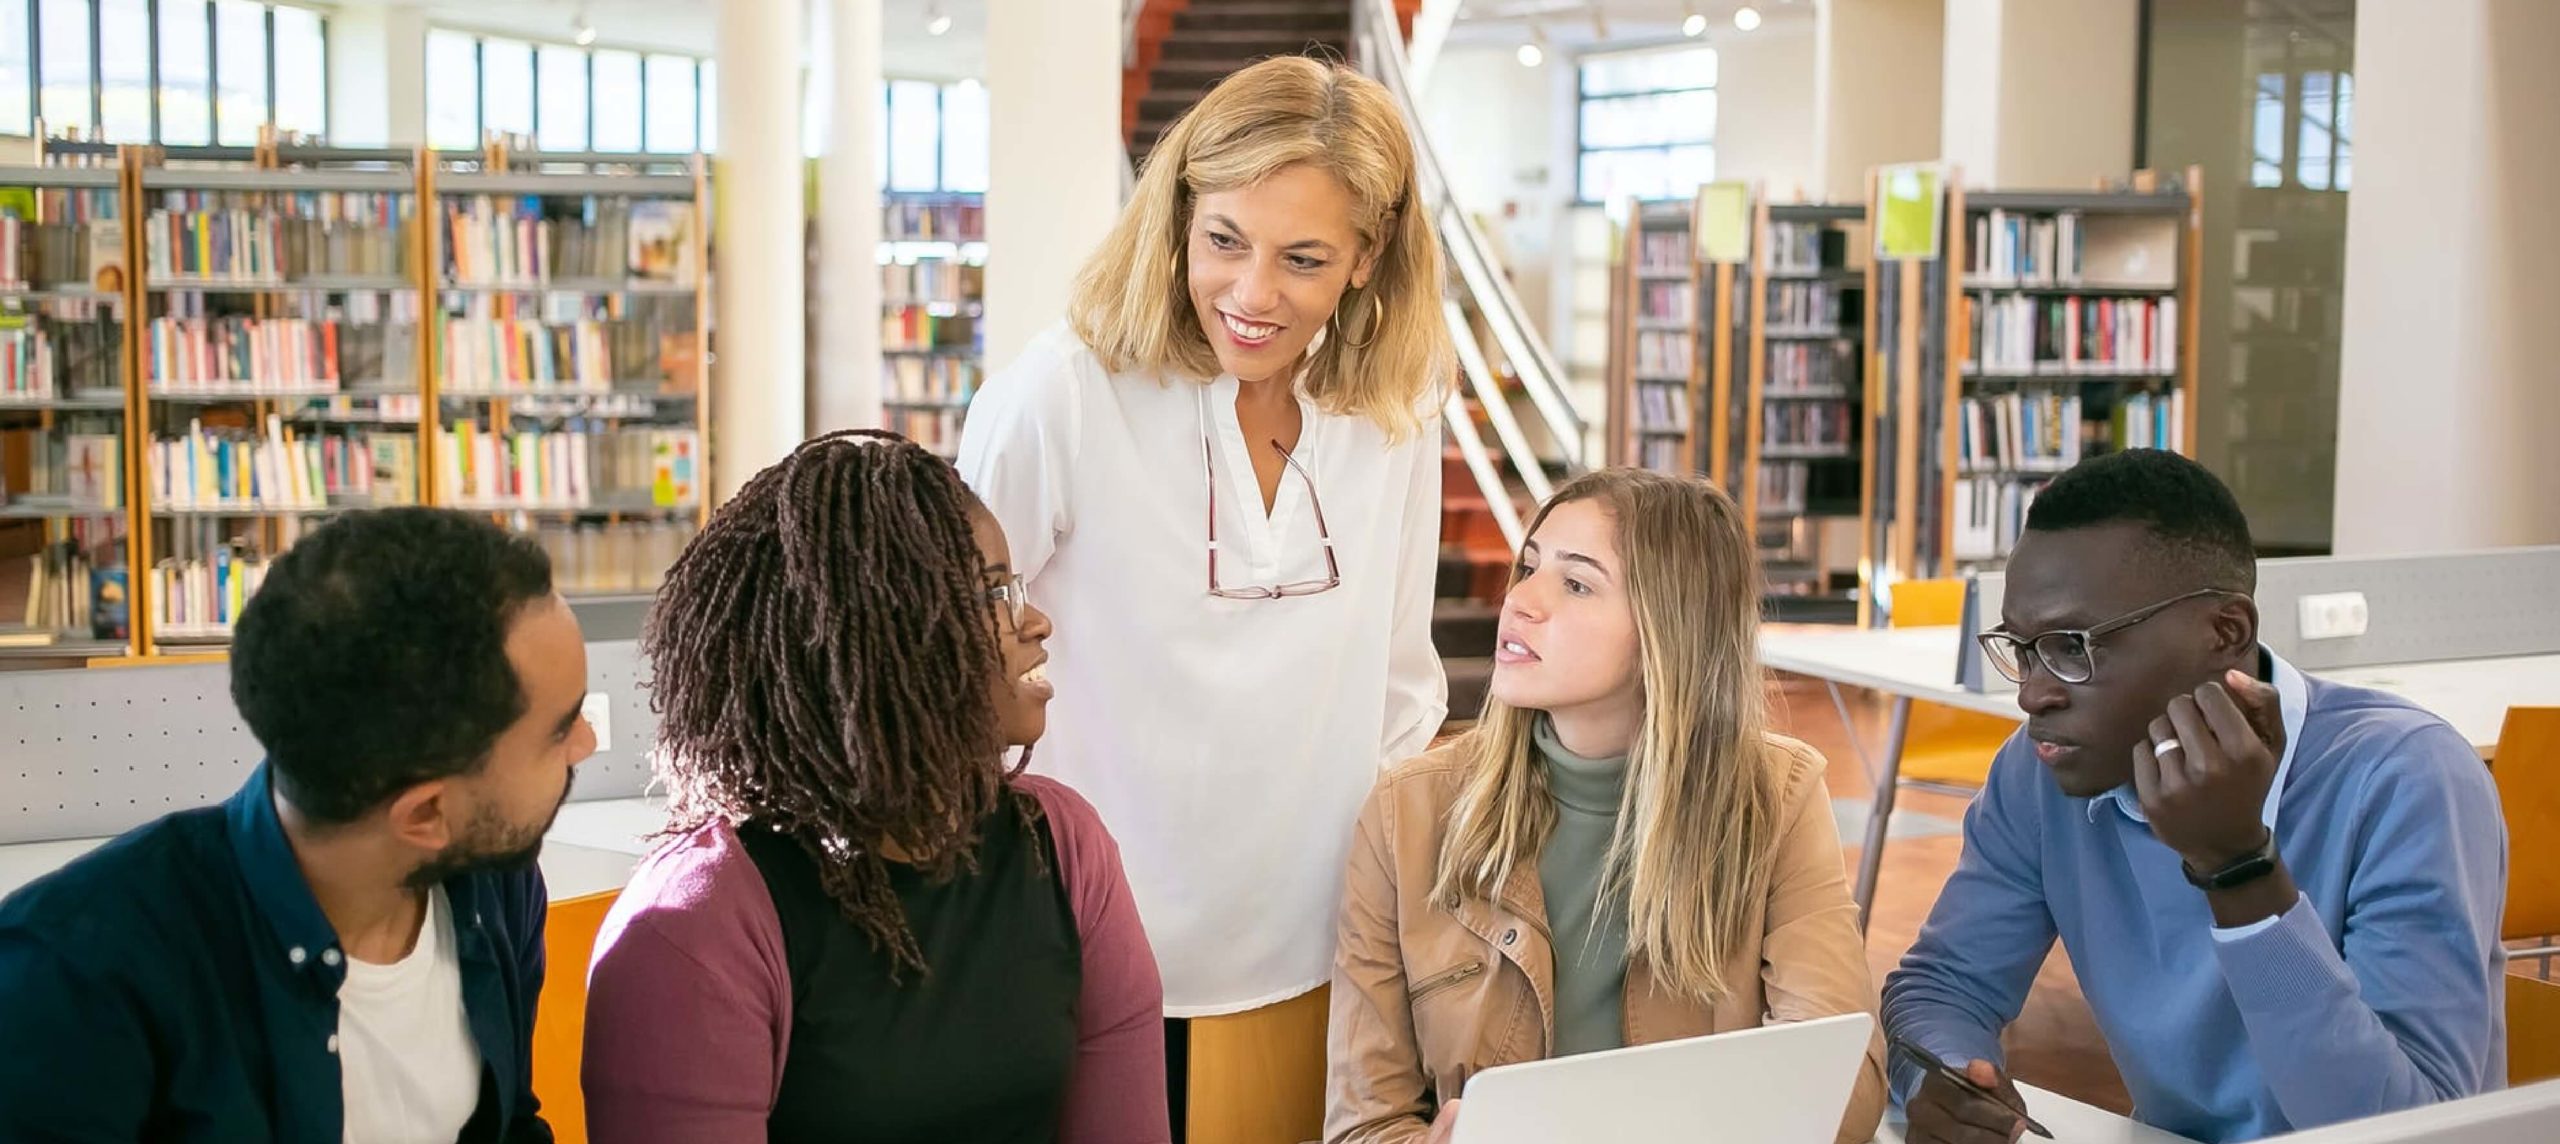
[959,324,1449,1016]
[337,887,482,1144]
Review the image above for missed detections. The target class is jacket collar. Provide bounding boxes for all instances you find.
[224,763,354,993]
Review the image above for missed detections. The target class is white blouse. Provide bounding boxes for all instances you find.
[958,324,1449,1017]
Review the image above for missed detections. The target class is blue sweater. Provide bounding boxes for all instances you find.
[1883,658,2508,1142]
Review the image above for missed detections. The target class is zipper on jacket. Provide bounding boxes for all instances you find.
[1410,959,1485,1002]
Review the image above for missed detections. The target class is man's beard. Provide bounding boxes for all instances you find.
[405,768,576,891]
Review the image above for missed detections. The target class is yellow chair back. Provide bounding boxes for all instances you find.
[1887,578,2011,788]
[2495,707,2560,941]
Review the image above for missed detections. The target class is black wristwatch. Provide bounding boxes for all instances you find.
[2182,831,2280,891]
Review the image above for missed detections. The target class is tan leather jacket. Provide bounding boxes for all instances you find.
[1324,731,1889,1144]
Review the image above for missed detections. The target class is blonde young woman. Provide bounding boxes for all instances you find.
[1326,469,1888,1144]
[957,55,1452,1131]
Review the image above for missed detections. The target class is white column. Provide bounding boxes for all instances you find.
[984,0,1121,371]
[1937,0,2137,189]
[1813,0,1945,203]
[2333,0,2560,554]
[713,0,809,500]
[815,0,885,434]
[327,5,426,147]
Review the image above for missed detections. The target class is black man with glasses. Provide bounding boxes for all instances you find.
[1884,449,2506,1144]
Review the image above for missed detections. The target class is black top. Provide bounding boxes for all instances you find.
[0,764,551,1142]
[739,794,1084,1144]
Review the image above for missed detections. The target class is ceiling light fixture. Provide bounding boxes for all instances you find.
[571,6,597,46]
[1517,40,1544,67]
[1735,6,1763,31]
[1684,13,1707,36]
[926,1,952,37]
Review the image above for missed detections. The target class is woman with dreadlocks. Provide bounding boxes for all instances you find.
[578,431,1169,1143]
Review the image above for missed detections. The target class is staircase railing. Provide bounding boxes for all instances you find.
[1350,0,1584,548]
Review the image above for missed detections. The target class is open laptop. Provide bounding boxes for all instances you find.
[1451,1011,1876,1144]
[2254,1079,2560,1143]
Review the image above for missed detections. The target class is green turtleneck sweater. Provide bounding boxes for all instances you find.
[1533,718,1632,1058]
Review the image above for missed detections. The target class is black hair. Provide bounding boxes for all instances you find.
[230,507,557,824]
[2025,448,2256,592]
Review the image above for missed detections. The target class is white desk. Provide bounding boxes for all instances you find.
[1871,1083,2194,1143]
[0,796,668,905]
[1760,624,2556,929]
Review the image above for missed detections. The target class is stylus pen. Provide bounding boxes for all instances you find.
[1887,1032,2056,1140]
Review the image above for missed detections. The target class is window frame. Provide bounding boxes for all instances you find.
[10,0,324,144]
[1572,44,1720,206]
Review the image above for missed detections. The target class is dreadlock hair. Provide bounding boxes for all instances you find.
[644,429,1039,979]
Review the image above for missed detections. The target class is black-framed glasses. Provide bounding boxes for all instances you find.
[1204,434,1342,601]
[985,571,1031,632]
[1977,587,2243,685]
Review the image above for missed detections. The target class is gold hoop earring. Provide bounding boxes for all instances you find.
[1334,290,1384,351]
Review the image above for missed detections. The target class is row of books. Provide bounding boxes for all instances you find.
[291,393,425,424]
[1965,294,2180,375]
[885,199,983,243]
[885,355,978,406]
[1952,476,2044,562]
[1637,281,1693,324]
[882,259,983,305]
[1634,435,1684,473]
[2115,390,2186,453]
[531,520,700,596]
[1759,461,1811,516]
[1761,401,1854,453]
[146,317,342,389]
[149,544,272,639]
[1966,209,2175,288]
[147,417,339,510]
[1767,340,1852,394]
[442,196,695,287]
[1957,391,2083,473]
[439,317,621,391]
[883,308,977,354]
[145,209,287,283]
[0,319,124,398]
[437,425,700,509]
[1637,230,1691,274]
[0,218,125,292]
[1635,383,1691,435]
[15,540,110,639]
[9,429,123,508]
[887,408,963,459]
[1767,222,1844,276]
[1632,329,1691,379]
[3,185,116,226]
[1765,281,1838,331]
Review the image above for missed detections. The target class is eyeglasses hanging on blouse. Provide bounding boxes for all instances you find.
[1202,419,1342,601]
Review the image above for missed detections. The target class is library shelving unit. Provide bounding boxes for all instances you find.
[1606,200,1702,472]
[880,191,985,459]
[1863,165,2202,625]
[0,140,715,665]
[430,151,712,605]
[1729,200,1868,617]
[0,159,136,661]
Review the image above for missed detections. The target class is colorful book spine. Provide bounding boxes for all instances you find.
[146,317,343,391]
[148,415,330,510]
[437,317,614,392]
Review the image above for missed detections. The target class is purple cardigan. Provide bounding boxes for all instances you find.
[579,775,1172,1143]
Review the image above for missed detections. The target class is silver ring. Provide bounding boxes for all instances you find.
[2154,737,2183,757]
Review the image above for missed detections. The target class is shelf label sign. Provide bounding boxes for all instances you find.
[1877,163,1944,261]
[1694,181,1751,264]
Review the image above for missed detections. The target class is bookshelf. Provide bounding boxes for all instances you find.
[880,191,984,459]
[1607,200,1703,472]
[0,144,715,664]
[1863,166,2203,625]
[1730,200,1868,616]
[0,162,134,660]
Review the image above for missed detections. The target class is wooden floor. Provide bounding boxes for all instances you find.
[1771,673,2139,1114]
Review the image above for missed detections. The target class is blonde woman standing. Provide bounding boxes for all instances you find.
[1326,470,1888,1144]
[957,55,1452,1136]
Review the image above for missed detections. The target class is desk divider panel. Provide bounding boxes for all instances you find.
[0,641,659,846]
[1958,546,2560,693]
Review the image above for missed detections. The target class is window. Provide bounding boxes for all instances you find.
[1576,46,1717,204]
[428,29,713,156]
[6,2,322,144]
[938,79,988,193]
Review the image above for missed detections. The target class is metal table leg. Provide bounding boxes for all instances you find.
[1853,695,1913,935]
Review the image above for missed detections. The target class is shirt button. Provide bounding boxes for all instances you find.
[287,946,307,965]
[326,1035,340,1055]
[321,949,342,968]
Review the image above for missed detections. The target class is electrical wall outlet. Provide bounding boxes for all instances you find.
[2297,591,2371,641]
[583,692,613,752]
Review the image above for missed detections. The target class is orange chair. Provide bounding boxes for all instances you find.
[2494,707,2560,971]
[2511,974,2560,1086]
[1885,578,2015,789]
[1183,985,1330,1144]
[531,890,621,1144]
